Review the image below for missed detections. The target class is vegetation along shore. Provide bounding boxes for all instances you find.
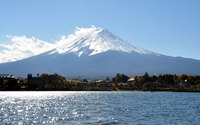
[0,73,200,92]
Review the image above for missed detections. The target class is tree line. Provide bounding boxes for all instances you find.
[0,72,200,91]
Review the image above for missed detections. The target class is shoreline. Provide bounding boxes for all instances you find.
[1,88,200,92]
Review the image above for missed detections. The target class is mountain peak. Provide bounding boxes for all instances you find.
[75,25,103,35]
[51,25,154,56]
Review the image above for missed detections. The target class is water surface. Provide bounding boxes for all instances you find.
[0,91,199,124]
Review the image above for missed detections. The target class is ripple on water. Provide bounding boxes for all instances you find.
[0,91,200,124]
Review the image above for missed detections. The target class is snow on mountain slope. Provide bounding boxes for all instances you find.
[1,26,200,77]
[50,25,155,56]
[0,25,156,64]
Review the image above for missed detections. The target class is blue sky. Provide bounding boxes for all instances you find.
[1,0,200,60]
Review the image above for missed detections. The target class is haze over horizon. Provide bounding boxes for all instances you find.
[1,0,200,61]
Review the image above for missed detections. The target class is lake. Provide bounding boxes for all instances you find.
[0,91,199,124]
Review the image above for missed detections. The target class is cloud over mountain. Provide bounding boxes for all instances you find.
[0,36,54,63]
[0,26,200,77]
[0,25,154,64]
[51,25,154,56]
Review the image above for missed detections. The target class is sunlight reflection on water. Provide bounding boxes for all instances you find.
[0,91,200,124]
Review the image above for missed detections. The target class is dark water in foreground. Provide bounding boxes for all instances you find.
[0,91,199,125]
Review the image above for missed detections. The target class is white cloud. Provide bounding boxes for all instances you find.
[0,36,55,63]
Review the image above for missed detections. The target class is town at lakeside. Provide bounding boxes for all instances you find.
[0,73,200,92]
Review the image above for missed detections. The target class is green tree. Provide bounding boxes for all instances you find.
[112,73,129,83]
[143,72,150,82]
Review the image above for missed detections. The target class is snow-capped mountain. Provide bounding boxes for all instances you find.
[0,26,200,78]
[50,26,154,57]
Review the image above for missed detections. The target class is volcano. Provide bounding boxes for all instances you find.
[0,26,200,78]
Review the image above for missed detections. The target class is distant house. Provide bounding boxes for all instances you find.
[127,78,135,82]
[117,82,129,86]
[127,78,135,85]
[94,80,112,87]
[77,79,112,88]
[95,80,104,83]
[77,82,89,87]
[0,74,14,78]
[28,74,59,87]
[0,74,19,89]
[178,81,190,88]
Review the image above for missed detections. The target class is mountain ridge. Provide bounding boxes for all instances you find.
[0,26,200,78]
[49,26,155,57]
